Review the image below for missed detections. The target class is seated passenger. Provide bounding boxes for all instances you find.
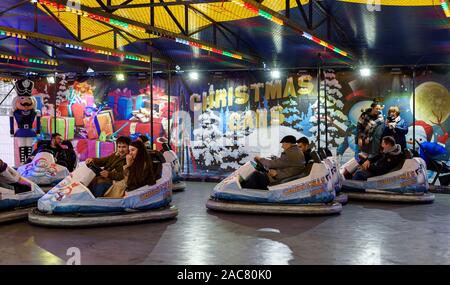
[242,135,306,190]
[0,158,31,193]
[137,134,152,150]
[353,136,404,181]
[297,137,313,163]
[103,140,156,198]
[28,133,73,170]
[86,136,131,197]
[60,140,77,172]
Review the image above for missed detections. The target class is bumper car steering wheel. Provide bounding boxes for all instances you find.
[254,159,269,173]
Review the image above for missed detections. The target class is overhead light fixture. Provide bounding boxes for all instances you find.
[86,67,95,74]
[270,69,281,79]
[116,73,125,81]
[359,67,371,77]
[189,71,199,80]
[30,0,38,3]
[47,76,55,84]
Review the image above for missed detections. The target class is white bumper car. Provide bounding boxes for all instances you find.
[0,163,44,223]
[319,149,347,205]
[17,152,69,189]
[163,149,186,191]
[340,154,434,203]
[28,163,178,227]
[206,152,342,215]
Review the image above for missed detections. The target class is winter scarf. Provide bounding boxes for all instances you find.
[358,109,384,142]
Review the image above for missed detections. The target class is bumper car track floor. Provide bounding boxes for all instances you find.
[0,181,450,264]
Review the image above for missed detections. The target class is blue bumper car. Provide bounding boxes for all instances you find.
[340,155,434,203]
[206,152,342,215]
[1,163,44,223]
[17,152,69,190]
[28,163,178,227]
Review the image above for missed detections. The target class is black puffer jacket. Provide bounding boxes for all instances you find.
[368,144,404,176]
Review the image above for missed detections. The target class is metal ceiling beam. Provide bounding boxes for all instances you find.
[95,0,111,13]
[160,0,186,35]
[240,0,355,60]
[79,17,171,63]
[110,0,135,13]
[0,25,166,64]
[82,29,114,41]
[295,0,311,29]
[24,39,52,58]
[313,1,353,50]
[45,0,258,62]
[40,4,80,41]
[188,5,260,59]
[104,0,228,10]
[0,0,29,17]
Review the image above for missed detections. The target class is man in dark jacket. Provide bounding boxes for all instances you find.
[297,137,313,163]
[86,136,131,197]
[241,135,306,189]
[353,136,404,180]
[28,133,75,171]
[382,106,408,150]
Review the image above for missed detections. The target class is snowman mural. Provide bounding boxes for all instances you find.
[406,120,433,147]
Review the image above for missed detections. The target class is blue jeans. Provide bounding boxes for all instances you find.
[353,170,370,181]
[90,181,113,197]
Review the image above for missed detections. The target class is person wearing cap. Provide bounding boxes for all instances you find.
[245,135,305,189]
[297,137,313,163]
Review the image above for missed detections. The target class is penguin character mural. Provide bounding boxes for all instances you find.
[10,79,41,167]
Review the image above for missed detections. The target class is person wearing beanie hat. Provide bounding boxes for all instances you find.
[242,135,306,189]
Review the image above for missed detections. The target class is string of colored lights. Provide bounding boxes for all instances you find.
[0,29,27,39]
[231,0,350,58]
[35,0,146,33]
[33,0,245,60]
[0,27,151,63]
[0,52,58,66]
[441,0,450,17]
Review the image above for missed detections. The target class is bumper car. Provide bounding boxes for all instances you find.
[162,143,186,192]
[340,153,434,203]
[206,151,342,215]
[0,163,44,223]
[28,163,178,227]
[318,149,348,205]
[17,152,69,191]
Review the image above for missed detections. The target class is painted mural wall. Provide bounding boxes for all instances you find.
[180,67,450,177]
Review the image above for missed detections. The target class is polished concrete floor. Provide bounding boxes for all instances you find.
[1,181,450,265]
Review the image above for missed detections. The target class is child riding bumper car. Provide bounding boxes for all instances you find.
[28,163,178,227]
[206,151,342,215]
[0,160,44,223]
[17,151,69,189]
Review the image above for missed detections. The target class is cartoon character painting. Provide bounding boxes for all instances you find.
[10,79,41,167]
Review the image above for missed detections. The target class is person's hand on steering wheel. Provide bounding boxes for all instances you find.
[268,169,277,177]
[254,159,269,173]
